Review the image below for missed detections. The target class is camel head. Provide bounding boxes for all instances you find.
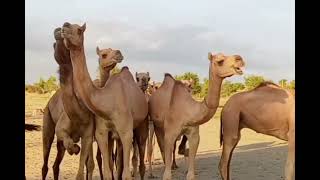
[61,22,86,50]
[208,52,245,78]
[53,27,71,65]
[136,72,150,92]
[96,47,123,71]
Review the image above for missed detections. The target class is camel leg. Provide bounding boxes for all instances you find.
[131,136,139,178]
[76,132,94,180]
[53,141,66,180]
[108,135,115,180]
[97,146,104,180]
[135,120,149,180]
[42,108,55,180]
[218,133,241,180]
[147,121,156,178]
[171,141,178,170]
[86,144,95,180]
[163,130,179,180]
[154,126,165,163]
[116,140,124,180]
[185,127,200,180]
[96,130,113,180]
[285,128,295,180]
[55,113,80,155]
[118,130,133,180]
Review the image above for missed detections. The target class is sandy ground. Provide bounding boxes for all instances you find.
[25,92,288,180]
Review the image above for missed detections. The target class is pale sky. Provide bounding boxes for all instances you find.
[25,0,295,84]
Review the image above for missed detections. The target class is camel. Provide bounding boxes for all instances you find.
[42,27,95,180]
[219,81,295,180]
[60,22,148,180]
[42,27,123,180]
[149,52,245,180]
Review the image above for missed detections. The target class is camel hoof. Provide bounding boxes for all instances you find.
[171,164,178,170]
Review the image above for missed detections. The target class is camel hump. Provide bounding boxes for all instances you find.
[121,66,129,72]
[255,81,280,90]
[164,73,174,79]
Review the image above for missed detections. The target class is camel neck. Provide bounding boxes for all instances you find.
[69,47,97,112]
[202,63,223,113]
[99,68,111,87]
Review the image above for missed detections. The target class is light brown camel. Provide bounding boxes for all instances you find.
[60,22,148,180]
[219,82,295,180]
[149,52,245,180]
[94,46,124,180]
[42,27,95,180]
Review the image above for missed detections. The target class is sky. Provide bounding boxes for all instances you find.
[25,0,295,84]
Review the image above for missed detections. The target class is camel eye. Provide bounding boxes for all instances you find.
[148,78,150,81]
[136,78,139,82]
[217,60,224,66]
[102,54,107,58]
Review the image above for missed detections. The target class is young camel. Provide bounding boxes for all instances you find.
[42,27,95,180]
[149,52,245,180]
[60,22,148,180]
[42,27,123,180]
[219,82,295,180]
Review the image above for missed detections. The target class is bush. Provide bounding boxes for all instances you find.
[244,75,265,90]
[25,76,59,94]
[221,81,245,97]
[175,72,202,95]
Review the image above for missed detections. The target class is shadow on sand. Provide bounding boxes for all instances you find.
[92,142,288,180]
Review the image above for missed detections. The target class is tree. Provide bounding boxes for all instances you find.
[175,72,201,95]
[278,79,288,88]
[244,75,265,90]
[26,76,59,94]
[200,78,209,98]
[221,81,245,97]
[289,80,295,89]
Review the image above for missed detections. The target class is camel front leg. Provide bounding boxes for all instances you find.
[86,144,95,180]
[185,127,200,180]
[76,134,94,180]
[119,130,133,180]
[147,121,156,178]
[163,131,177,180]
[96,129,113,180]
[285,129,295,180]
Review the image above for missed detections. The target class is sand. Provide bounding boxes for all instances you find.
[25,93,287,180]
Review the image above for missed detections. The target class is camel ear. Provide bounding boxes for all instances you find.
[208,52,213,61]
[96,46,100,55]
[80,23,86,32]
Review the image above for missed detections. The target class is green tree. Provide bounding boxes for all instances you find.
[26,76,59,94]
[289,80,295,89]
[244,75,265,90]
[278,79,288,88]
[221,81,245,97]
[200,78,209,97]
[175,72,201,95]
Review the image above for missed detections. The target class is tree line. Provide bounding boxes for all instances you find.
[26,68,295,97]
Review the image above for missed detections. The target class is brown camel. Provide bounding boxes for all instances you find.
[219,82,295,180]
[60,22,148,180]
[149,52,245,180]
[42,27,123,180]
[42,27,95,180]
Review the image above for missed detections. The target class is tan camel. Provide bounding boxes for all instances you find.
[94,46,124,180]
[42,27,95,180]
[60,22,148,180]
[219,82,295,180]
[149,52,245,180]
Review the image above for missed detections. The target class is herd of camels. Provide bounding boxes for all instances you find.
[40,22,295,180]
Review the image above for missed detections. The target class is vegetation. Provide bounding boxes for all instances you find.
[25,76,59,94]
[26,72,295,97]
